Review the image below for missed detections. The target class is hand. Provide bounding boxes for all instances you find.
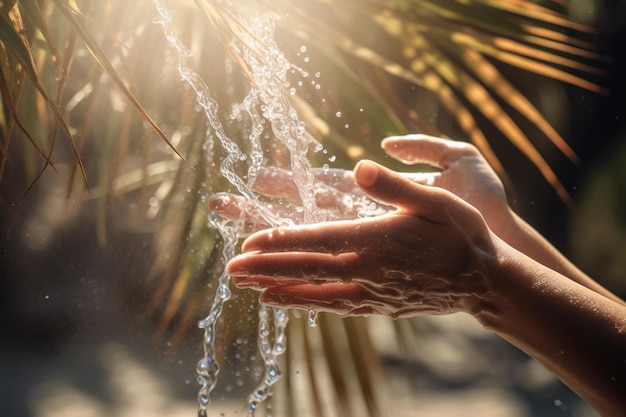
[209,166,391,231]
[382,135,512,238]
[227,160,498,319]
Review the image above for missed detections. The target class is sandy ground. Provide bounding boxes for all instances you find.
[1,311,597,417]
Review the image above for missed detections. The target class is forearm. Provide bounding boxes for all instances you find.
[497,210,624,305]
[475,240,626,416]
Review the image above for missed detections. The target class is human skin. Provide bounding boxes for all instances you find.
[214,135,626,416]
[380,135,625,305]
[212,135,622,304]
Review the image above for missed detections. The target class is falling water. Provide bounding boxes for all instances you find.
[152,1,325,416]
[195,214,237,412]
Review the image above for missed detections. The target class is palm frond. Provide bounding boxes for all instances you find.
[268,0,605,203]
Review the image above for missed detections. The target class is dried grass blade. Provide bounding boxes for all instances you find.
[52,0,188,165]
[297,317,325,417]
[482,0,595,32]
[460,48,579,163]
[1,5,88,194]
[17,0,64,74]
[420,43,572,204]
[319,314,354,417]
[403,47,510,188]
[450,31,607,93]
[0,61,59,182]
[523,25,602,52]
[345,317,386,416]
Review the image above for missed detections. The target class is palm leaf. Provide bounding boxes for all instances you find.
[270,0,604,202]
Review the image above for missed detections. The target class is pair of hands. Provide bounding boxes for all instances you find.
[210,135,511,318]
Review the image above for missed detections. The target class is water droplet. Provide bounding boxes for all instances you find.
[335,111,342,118]
[307,309,319,327]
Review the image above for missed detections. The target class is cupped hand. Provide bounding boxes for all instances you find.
[209,166,391,231]
[227,160,498,319]
[382,135,512,238]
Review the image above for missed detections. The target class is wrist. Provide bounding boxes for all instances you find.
[464,234,524,323]
[456,231,510,318]
[489,207,521,244]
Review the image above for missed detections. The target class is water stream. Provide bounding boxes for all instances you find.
[152,2,325,415]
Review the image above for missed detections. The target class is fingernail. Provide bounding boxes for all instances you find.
[355,160,379,187]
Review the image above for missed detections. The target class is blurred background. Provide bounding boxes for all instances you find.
[1,1,625,416]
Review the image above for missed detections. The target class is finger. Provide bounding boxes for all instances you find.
[312,169,359,193]
[260,283,376,316]
[240,220,345,253]
[232,276,305,289]
[239,214,397,254]
[253,167,355,197]
[354,160,456,221]
[253,167,360,211]
[209,193,254,219]
[209,193,296,227]
[227,251,362,282]
[381,134,477,169]
[252,167,301,200]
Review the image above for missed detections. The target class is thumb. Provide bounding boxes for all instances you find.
[354,160,452,219]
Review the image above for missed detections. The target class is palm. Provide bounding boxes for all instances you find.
[210,167,392,231]
[229,161,497,318]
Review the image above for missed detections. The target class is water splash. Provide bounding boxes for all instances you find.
[307,309,319,328]
[152,0,285,229]
[152,1,325,415]
[235,7,325,413]
[246,306,289,416]
[196,214,237,415]
[236,7,326,225]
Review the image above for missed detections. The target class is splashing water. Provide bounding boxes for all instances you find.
[247,305,289,416]
[152,0,287,229]
[195,214,237,412]
[152,1,325,416]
